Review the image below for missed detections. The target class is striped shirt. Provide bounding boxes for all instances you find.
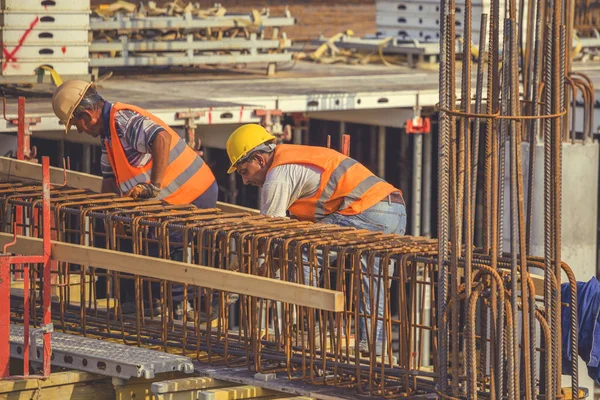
[100,101,164,179]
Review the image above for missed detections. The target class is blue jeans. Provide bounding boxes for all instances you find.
[302,199,407,352]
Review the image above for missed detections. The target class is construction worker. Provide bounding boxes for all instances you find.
[226,123,407,356]
[51,80,219,317]
[51,80,217,205]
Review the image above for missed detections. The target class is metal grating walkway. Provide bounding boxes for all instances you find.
[9,325,194,379]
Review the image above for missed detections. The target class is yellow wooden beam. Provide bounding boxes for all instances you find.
[0,370,113,399]
[197,385,276,400]
[0,156,102,191]
[151,376,229,394]
[0,371,107,393]
[0,233,344,311]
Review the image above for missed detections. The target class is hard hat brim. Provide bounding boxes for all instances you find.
[60,81,93,134]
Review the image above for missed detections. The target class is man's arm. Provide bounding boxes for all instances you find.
[260,181,293,217]
[149,130,171,187]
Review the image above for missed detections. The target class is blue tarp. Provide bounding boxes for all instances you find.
[561,276,600,384]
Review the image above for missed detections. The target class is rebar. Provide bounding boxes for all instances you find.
[437,0,590,392]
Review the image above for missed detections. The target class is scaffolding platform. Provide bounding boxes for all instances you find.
[9,324,194,379]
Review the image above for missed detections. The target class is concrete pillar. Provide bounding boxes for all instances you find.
[82,144,91,174]
[339,121,346,151]
[57,140,64,167]
[293,128,302,144]
[229,172,237,204]
[377,126,386,179]
[369,126,377,173]
[422,132,433,238]
[503,142,599,278]
[503,141,599,393]
[411,135,423,237]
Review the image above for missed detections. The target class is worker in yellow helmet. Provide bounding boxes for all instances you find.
[51,80,222,319]
[226,123,407,356]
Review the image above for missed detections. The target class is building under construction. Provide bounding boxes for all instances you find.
[0,0,598,399]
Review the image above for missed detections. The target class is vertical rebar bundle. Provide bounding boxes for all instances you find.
[436,0,593,394]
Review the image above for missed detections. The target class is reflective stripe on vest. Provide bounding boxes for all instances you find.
[314,157,357,220]
[117,139,196,194]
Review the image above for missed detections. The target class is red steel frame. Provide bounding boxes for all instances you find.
[0,157,52,378]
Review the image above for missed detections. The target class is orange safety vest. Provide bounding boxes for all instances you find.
[104,102,215,205]
[268,144,399,221]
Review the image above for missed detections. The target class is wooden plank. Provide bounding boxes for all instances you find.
[0,156,102,192]
[275,397,315,400]
[197,385,276,400]
[151,377,229,394]
[3,381,114,400]
[0,370,113,400]
[0,371,108,393]
[0,156,260,214]
[0,233,344,312]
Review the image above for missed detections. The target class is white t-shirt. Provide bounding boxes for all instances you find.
[260,164,321,217]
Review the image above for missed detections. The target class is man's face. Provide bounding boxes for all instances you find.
[236,155,267,187]
[71,111,102,138]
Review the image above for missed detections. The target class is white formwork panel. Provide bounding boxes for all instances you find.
[375,26,484,43]
[1,0,90,11]
[1,59,88,76]
[377,14,444,28]
[376,0,509,44]
[377,9,489,27]
[376,5,486,19]
[378,1,443,14]
[0,28,89,45]
[1,44,88,58]
[0,11,90,29]
[376,26,442,41]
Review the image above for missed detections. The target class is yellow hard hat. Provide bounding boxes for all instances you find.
[51,80,93,133]
[226,124,276,174]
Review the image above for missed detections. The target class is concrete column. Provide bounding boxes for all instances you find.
[411,135,423,237]
[502,141,599,393]
[339,121,346,151]
[422,133,432,238]
[377,126,386,179]
[369,125,377,173]
[82,144,91,174]
[229,172,237,204]
[57,140,65,167]
[293,127,302,144]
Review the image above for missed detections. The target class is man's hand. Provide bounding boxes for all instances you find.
[127,183,161,200]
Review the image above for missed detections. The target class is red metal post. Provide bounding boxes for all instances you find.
[41,157,51,376]
[326,135,331,149]
[16,97,25,161]
[0,257,10,378]
[341,134,351,156]
[23,263,29,376]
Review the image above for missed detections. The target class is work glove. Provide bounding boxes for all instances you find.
[126,182,161,200]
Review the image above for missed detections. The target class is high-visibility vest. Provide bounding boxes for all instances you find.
[268,144,399,221]
[104,102,215,205]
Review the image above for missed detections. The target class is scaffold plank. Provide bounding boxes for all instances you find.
[9,325,194,379]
